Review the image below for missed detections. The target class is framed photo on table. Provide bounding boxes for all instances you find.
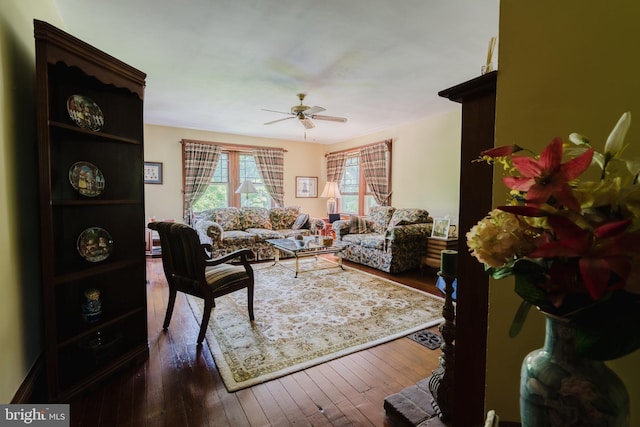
[144,162,163,184]
[295,176,318,198]
[431,218,451,239]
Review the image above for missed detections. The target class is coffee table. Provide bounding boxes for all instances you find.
[266,236,350,277]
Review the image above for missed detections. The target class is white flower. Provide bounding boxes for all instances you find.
[466,209,539,268]
[604,111,631,157]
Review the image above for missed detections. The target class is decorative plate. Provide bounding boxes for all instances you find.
[77,227,113,262]
[68,161,105,197]
[66,94,104,131]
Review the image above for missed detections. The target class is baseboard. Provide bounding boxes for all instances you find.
[11,354,46,403]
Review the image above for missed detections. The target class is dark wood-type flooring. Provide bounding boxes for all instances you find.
[67,257,443,426]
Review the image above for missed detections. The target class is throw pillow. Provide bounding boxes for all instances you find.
[241,207,272,229]
[349,216,369,234]
[269,206,301,230]
[368,206,396,233]
[213,207,242,231]
[291,213,310,230]
[387,208,431,229]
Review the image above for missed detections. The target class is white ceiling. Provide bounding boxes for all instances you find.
[53,0,499,144]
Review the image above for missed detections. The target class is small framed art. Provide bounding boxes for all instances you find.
[144,162,163,184]
[431,218,451,239]
[295,176,318,198]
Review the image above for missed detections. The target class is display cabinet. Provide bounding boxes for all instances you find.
[34,20,148,401]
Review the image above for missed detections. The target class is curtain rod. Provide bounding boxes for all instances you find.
[180,138,288,152]
[324,139,392,157]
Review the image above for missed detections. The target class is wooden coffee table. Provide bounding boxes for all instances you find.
[266,237,350,277]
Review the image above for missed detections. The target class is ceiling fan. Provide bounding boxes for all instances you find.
[262,93,348,129]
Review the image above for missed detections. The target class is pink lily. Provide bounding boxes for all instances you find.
[529,215,640,301]
[480,144,523,158]
[503,138,594,212]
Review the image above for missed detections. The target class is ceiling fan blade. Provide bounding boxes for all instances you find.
[261,109,293,115]
[310,114,348,123]
[302,106,325,116]
[300,118,315,129]
[264,116,295,125]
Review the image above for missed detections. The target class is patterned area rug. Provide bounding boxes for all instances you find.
[187,258,444,391]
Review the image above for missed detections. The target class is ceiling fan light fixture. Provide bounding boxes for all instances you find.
[300,117,315,129]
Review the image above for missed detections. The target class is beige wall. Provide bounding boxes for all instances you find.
[489,0,640,423]
[144,125,329,221]
[145,110,462,223]
[322,110,462,218]
[0,0,63,403]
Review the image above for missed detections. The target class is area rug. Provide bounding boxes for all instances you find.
[187,258,444,391]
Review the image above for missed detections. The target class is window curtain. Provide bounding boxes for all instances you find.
[183,142,221,224]
[360,140,391,206]
[252,148,285,207]
[326,151,348,183]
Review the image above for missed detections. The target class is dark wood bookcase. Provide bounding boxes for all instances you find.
[34,20,148,401]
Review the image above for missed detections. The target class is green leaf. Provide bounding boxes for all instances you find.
[511,260,554,311]
[491,265,514,280]
[509,300,532,338]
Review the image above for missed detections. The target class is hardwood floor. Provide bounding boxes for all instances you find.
[67,258,444,426]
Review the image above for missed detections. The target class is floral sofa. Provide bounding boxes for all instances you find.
[332,206,433,273]
[193,206,325,261]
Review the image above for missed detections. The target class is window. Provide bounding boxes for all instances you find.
[192,152,228,210]
[340,156,360,214]
[192,151,272,211]
[339,153,387,216]
[238,153,271,208]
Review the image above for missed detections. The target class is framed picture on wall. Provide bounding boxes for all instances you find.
[295,176,318,198]
[431,218,451,239]
[144,162,163,184]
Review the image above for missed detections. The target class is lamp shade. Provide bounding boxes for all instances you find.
[320,182,341,199]
[235,181,258,194]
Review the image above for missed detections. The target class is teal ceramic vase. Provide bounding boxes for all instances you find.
[520,313,629,427]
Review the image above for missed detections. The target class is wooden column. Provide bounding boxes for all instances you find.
[438,71,496,427]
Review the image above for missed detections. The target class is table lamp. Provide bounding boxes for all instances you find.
[320,181,341,215]
[235,181,258,207]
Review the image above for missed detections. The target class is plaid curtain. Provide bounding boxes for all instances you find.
[253,148,285,207]
[183,142,221,224]
[326,151,347,183]
[360,141,391,206]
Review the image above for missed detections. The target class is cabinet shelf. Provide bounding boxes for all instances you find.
[52,199,140,207]
[58,307,146,348]
[57,344,148,402]
[52,258,142,286]
[50,121,141,145]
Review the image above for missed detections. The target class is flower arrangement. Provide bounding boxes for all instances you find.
[467,112,640,360]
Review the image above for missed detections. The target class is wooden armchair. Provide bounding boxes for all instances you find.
[148,221,254,345]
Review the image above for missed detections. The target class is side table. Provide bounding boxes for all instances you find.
[145,228,162,258]
[422,237,458,270]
